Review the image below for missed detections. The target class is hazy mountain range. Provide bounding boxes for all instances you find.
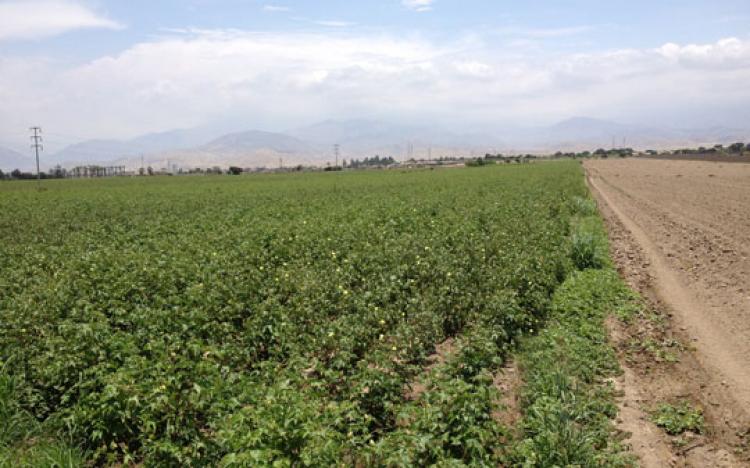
[0,146,34,172]
[1,117,749,172]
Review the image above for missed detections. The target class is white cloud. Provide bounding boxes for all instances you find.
[0,0,122,41]
[313,20,356,27]
[402,0,434,12]
[453,60,494,79]
[656,37,750,69]
[2,32,750,143]
[263,5,291,13]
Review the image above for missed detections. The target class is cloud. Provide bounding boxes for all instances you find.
[313,20,356,27]
[2,32,750,143]
[263,5,291,13]
[402,0,434,12]
[0,0,122,41]
[656,37,750,69]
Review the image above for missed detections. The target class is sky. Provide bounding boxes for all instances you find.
[1,0,750,151]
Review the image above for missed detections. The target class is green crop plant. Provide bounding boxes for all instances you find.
[0,162,608,465]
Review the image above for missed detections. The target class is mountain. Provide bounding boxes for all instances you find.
[130,127,225,152]
[289,119,420,147]
[531,117,678,150]
[201,130,314,154]
[35,117,750,171]
[496,117,750,152]
[0,146,34,172]
[146,130,324,169]
[289,119,497,149]
[51,127,222,165]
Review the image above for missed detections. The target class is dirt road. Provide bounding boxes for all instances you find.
[585,158,750,466]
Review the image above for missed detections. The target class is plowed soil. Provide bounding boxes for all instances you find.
[585,158,750,467]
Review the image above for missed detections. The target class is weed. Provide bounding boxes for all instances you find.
[570,230,607,270]
[651,402,704,435]
[571,196,598,216]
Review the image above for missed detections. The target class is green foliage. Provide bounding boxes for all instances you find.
[651,402,704,435]
[571,196,597,217]
[464,158,496,167]
[0,162,585,464]
[0,365,85,468]
[570,222,607,271]
[508,244,638,465]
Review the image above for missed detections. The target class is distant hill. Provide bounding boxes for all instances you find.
[51,127,222,165]
[289,119,421,147]
[498,117,750,152]
[0,146,34,172]
[201,130,314,154]
[289,119,497,149]
[37,117,750,171]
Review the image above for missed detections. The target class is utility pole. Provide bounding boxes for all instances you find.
[30,127,43,187]
[334,144,340,168]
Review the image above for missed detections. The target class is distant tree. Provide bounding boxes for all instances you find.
[228,166,243,175]
[147,166,154,176]
[11,169,21,179]
[0,169,4,179]
[728,142,745,153]
[465,158,495,167]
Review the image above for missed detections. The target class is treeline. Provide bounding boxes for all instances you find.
[345,155,397,168]
[0,165,67,180]
[669,142,749,155]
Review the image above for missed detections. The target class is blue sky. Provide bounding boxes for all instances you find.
[1,0,750,149]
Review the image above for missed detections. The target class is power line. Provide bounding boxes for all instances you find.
[30,127,43,187]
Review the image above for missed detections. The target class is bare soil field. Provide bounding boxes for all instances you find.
[585,158,750,466]
[638,153,750,164]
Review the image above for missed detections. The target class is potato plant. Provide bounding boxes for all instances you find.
[0,163,585,465]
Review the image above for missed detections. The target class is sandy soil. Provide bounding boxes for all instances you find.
[585,158,750,467]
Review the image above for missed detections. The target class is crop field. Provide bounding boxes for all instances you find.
[0,162,633,466]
